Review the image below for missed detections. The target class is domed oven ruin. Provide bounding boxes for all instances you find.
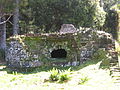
[6,24,116,68]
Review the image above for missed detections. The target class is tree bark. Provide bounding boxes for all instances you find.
[100,0,104,7]
[13,0,19,35]
[0,17,6,50]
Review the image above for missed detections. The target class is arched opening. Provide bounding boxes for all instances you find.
[51,49,67,58]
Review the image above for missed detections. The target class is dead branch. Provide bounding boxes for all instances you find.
[0,14,12,25]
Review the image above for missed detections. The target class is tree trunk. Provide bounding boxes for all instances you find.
[100,0,104,7]
[0,17,6,50]
[13,0,19,35]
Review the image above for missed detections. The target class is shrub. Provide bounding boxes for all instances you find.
[58,68,71,83]
[49,68,71,82]
[103,10,118,39]
[92,49,110,68]
[78,76,89,85]
[49,68,59,81]
[92,49,109,61]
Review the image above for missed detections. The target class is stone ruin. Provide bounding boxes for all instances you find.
[6,24,117,68]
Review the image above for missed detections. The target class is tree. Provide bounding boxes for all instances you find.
[19,0,34,34]
[0,0,14,61]
[13,0,20,35]
[99,0,104,7]
[28,0,106,32]
[0,0,13,50]
[102,0,119,11]
[0,17,6,50]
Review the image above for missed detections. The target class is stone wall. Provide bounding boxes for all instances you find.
[6,24,116,68]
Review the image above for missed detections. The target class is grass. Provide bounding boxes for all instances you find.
[115,39,120,67]
[0,59,119,90]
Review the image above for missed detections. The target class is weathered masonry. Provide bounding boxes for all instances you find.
[6,24,117,68]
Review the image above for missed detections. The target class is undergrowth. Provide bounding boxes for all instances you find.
[78,76,89,85]
[49,68,71,83]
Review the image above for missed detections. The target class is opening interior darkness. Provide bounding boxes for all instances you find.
[51,49,67,58]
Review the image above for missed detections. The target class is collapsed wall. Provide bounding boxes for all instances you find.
[6,24,117,68]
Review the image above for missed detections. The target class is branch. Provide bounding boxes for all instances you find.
[8,21,13,25]
[0,14,12,25]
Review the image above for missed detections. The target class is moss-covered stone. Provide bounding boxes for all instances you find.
[6,24,116,68]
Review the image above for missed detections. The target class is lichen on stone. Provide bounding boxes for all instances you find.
[6,24,117,68]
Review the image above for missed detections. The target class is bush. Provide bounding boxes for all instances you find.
[93,5,106,29]
[59,68,71,83]
[103,10,118,39]
[92,49,110,68]
[78,76,89,85]
[49,68,71,82]
[92,49,109,61]
[49,68,59,81]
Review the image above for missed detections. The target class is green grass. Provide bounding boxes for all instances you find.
[0,59,118,90]
[115,39,120,67]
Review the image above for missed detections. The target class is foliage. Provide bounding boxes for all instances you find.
[92,49,109,61]
[27,0,106,32]
[78,75,89,85]
[19,0,35,34]
[58,68,71,82]
[0,0,14,14]
[49,68,71,82]
[92,49,110,67]
[102,0,119,11]
[93,5,106,29]
[49,68,59,81]
[103,10,118,39]
[110,4,120,10]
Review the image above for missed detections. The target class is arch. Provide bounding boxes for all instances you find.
[51,49,67,58]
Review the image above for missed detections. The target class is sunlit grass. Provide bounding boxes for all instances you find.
[0,59,119,90]
[115,41,120,52]
[115,40,120,67]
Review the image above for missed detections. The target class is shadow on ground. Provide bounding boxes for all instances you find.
[0,59,110,75]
